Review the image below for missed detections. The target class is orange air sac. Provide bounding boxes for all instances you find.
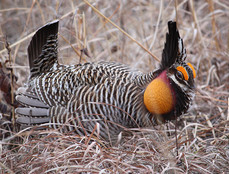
[144,71,174,115]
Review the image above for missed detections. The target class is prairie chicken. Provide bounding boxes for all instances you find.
[16,20,196,142]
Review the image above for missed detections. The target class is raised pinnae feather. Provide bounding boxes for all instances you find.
[177,35,187,62]
[161,21,180,69]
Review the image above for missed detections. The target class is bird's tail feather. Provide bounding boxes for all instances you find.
[28,20,59,78]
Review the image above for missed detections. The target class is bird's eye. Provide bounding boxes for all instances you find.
[176,70,184,80]
[176,66,189,81]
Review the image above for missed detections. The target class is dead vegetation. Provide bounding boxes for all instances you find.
[0,0,228,173]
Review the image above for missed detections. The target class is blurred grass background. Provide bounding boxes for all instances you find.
[0,0,228,173]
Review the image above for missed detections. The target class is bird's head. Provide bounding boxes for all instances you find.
[144,21,196,123]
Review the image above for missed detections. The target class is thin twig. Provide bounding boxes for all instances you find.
[83,12,87,49]
[5,39,15,129]
[175,0,179,26]
[0,31,35,55]
[174,111,179,158]
[207,0,220,51]
[0,162,14,174]
[189,0,208,57]
[59,33,81,57]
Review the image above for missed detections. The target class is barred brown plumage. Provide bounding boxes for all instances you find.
[15,20,196,143]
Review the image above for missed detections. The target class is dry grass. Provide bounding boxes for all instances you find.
[0,0,229,173]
